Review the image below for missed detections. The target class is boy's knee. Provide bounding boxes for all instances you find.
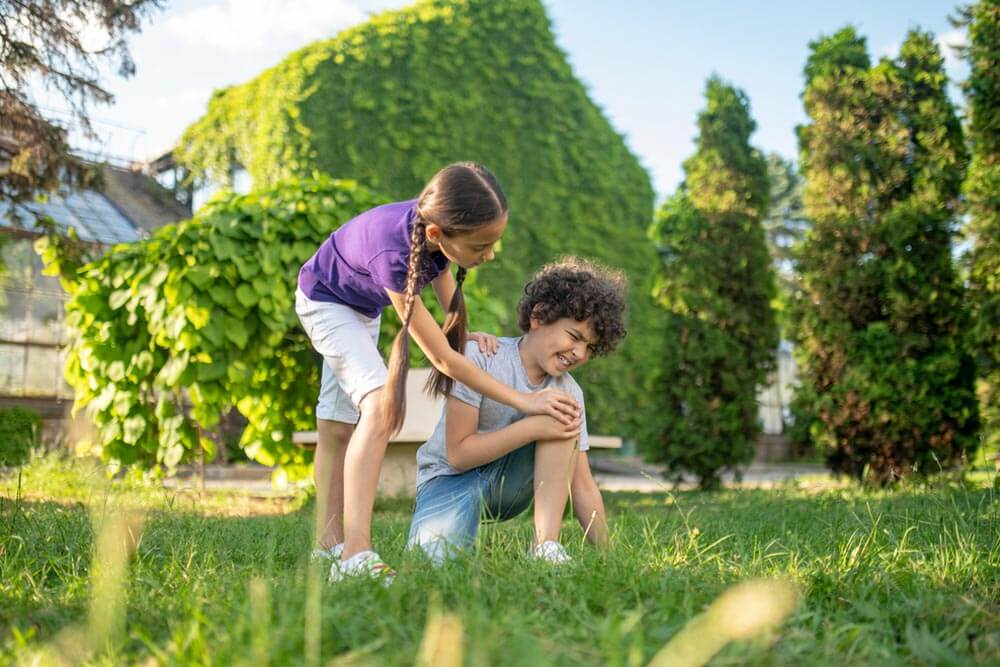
[407,533,459,566]
[408,485,480,564]
[535,435,578,448]
[407,515,472,566]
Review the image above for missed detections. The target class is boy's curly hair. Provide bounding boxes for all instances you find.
[517,257,627,357]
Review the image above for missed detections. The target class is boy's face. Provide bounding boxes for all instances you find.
[527,316,597,377]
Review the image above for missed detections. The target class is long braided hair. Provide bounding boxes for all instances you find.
[382,162,507,436]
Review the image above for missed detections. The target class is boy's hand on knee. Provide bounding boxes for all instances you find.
[519,387,580,424]
[527,415,581,442]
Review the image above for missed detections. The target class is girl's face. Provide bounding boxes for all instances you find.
[426,214,507,269]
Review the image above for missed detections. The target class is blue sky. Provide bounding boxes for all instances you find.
[58,0,964,199]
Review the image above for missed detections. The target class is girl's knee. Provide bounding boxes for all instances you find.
[318,419,353,446]
[357,388,392,437]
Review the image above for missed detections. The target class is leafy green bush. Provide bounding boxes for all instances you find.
[38,176,507,472]
[792,28,979,484]
[0,406,40,467]
[648,78,778,489]
[174,0,661,445]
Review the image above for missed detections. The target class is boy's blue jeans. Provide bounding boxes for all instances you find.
[407,444,536,564]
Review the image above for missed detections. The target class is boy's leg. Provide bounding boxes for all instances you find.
[532,436,578,545]
[408,472,484,564]
[483,444,536,521]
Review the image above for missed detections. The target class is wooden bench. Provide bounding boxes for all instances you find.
[293,368,620,495]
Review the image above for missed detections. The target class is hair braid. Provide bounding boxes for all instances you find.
[426,265,468,397]
[382,219,427,436]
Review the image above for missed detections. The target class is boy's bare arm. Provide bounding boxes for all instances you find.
[445,398,581,472]
[571,452,609,548]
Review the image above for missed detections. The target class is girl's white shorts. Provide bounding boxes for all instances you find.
[295,288,386,424]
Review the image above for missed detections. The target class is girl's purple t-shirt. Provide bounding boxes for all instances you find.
[298,199,450,318]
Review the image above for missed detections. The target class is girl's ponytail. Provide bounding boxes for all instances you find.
[382,220,427,436]
[425,266,467,398]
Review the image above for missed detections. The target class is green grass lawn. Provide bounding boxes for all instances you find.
[1,457,998,666]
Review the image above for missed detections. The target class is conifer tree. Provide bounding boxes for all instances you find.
[958,0,1000,458]
[0,0,161,206]
[649,77,777,489]
[793,28,978,483]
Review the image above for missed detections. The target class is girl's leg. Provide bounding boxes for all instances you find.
[532,436,578,544]
[314,418,353,549]
[341,388,392,559]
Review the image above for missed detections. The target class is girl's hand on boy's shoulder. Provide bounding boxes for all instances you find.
[468,331,499,356]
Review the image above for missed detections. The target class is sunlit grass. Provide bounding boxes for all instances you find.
[1,456,998,665]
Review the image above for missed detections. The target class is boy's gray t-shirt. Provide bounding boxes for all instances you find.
[415,336,589,490]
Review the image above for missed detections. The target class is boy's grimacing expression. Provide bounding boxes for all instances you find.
[426,215,507,269]
[523,316,597,381]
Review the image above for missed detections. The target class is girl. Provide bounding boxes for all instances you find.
[295,162,580,582]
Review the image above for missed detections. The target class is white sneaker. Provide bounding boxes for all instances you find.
[310,543,344,562]
[329,549,396,586]
[531,540,572,564]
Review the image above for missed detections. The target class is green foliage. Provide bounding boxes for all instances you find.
[174,0,659,445]
[648,77,778,489]
[41,176,505,471]
[0,406,40,467]
[792,28,979,484]
[958,0,1000,460]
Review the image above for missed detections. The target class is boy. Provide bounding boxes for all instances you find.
[407,257,627,564]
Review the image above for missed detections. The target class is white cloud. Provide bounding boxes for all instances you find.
[164,0,380,53]
[936,28,967,79]
[880,41,900,59]
[878,28,967,83]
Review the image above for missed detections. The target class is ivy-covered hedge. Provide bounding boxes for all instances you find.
[38,177,506,472]
[175,0,661,445]
[0,406,39,467]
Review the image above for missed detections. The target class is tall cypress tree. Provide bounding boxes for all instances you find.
[793,28,978,483]
[958,0,1000,459]
[649,77,777,489]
